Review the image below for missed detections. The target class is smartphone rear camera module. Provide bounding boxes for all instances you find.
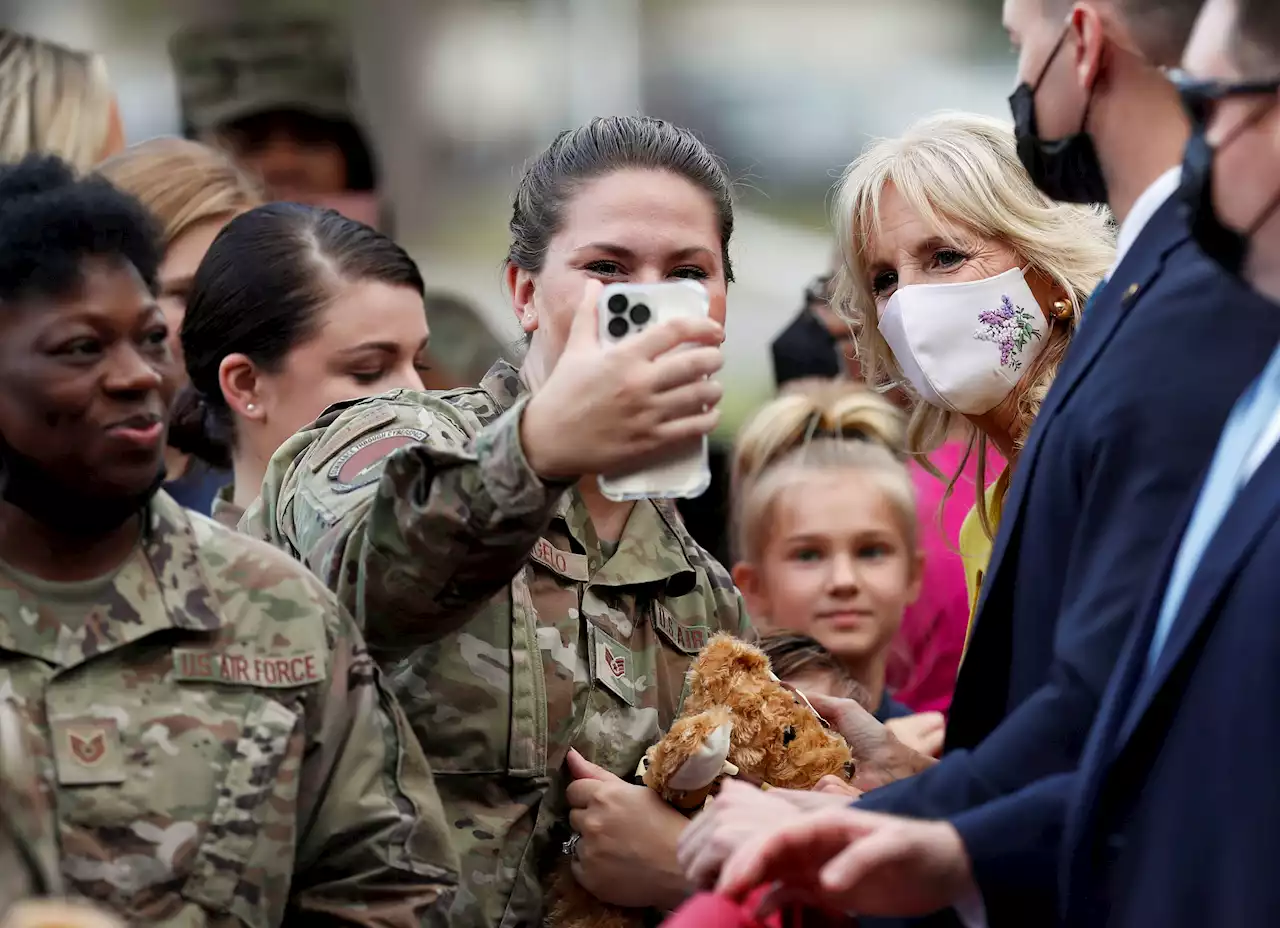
[629,303,651,326]
[607,316,630,339]
[608,294,629,315]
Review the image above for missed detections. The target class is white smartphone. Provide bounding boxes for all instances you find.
[597,280,714,502]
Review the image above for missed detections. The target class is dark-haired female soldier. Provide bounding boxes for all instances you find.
[165,201,430,528]
[0,155,456,926]
[241,116,753,926]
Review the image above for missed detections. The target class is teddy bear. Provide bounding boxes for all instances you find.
[545,633,856,928]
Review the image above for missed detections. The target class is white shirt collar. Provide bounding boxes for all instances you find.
[1110,167,1182,276]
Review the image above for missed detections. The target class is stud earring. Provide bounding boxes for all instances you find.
[1051,299,1074,321]
[246,403,257,413]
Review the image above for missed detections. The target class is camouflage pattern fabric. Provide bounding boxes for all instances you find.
[419,292,510,387]
[169,19,354,135]
[0,492,458,927]
[0,700,60,917]
[240,360,754,927]
[209,485,243,531]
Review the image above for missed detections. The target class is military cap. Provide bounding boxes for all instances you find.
[169,18,354,135]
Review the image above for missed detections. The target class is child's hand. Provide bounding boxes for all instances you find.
[885,712,946,758]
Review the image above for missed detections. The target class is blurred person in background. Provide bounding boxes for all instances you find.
[241,115,749,927]
[170,17,511,415]
[771,264,856,386]
[167,202,430,528]
[169,18,377,222]
[0,153,457,927]
[95,138,263,517]
[771,253,991,718]
[0,28,124,170]
[730,381,946,757]
[418,290,510,390]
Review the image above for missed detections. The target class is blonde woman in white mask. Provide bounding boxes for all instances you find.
[832,111,1114,638]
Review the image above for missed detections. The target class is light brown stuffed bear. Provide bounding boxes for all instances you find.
[545,633,856,928]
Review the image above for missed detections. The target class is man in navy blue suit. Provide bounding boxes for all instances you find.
[680,0,1280,922]
[686,1,1280,925]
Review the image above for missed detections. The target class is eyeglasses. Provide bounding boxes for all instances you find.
[1166,69,1280,128]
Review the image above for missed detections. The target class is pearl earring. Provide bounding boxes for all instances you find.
[246,403,256,412]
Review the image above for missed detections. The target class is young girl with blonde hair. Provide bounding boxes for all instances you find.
[732,381,945,756]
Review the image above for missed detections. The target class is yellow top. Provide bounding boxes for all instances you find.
[958,469,1010,660]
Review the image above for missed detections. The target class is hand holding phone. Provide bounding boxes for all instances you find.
[597,281,716,501]
[519,280,724,483]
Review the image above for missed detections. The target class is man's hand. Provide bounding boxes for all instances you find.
[565,749,690,910]
[678,780,856,890]
[806,693,937,789]
[716,807,977,918]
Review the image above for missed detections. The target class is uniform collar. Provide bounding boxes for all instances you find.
[0,492,224,668]
[209,483,243,530]
[559,493,700,591]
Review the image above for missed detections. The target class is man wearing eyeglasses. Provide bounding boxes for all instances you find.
[688,2,1280,926]
[1056,2,1280,924]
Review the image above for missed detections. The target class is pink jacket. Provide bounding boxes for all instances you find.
[887,441,1003,716]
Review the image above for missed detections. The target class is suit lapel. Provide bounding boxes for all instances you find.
[975,199,1189,614]
[1118,443,1280,744]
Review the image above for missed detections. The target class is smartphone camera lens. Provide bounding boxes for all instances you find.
[607,316,629,339]
[629,303,651,325]
[608,294,629,315]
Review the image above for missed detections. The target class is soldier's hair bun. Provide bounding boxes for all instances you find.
[168,386,233,471]
[173,201,423,471]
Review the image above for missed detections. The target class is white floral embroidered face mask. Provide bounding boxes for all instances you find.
[877,266,1049,415]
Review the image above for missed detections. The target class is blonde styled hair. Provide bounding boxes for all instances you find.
[96,138,263,249]
[0,29,115,172]
[830,111,1115,536]
[732,380,917,563]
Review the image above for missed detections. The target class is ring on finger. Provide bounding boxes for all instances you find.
[562,833,581,859]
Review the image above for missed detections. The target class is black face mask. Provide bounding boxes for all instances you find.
[1174,72,1280,277]
[1009,24,1109,205]
[0,435,164,538]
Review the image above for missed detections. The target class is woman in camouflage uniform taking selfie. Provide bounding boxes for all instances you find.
[242,116,753,926]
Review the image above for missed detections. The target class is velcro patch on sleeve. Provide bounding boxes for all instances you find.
[172,648,328,688]
[308,405,399,474]
[326,428,428,494]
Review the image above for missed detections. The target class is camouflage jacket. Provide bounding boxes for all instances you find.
[0,700,61,917]
[0,492,457,927]
[210,484,244,531]
[240,361,753,928]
